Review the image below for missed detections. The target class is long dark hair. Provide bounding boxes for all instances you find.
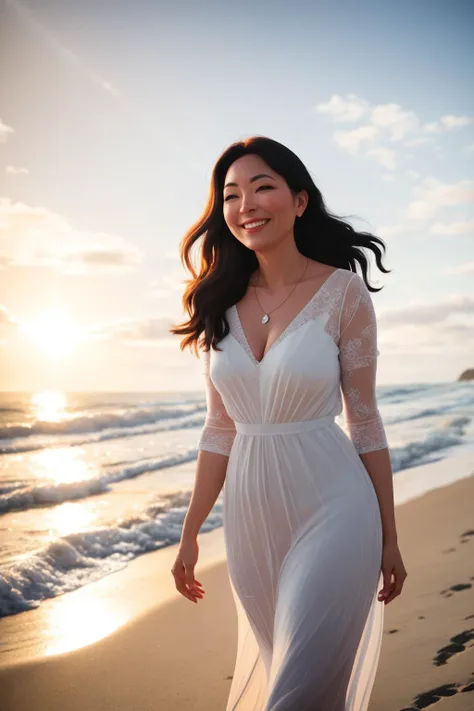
[170,136,390,357]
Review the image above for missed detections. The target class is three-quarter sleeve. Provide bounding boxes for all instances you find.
[338,274,388,454]
[196,347,237,457]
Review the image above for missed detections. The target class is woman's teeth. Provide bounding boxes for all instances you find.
[243,219,270,229]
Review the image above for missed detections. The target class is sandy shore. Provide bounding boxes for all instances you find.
[1,466,474,710]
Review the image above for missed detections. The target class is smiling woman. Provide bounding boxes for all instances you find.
[169,136,402,711]
[170,135,390,357]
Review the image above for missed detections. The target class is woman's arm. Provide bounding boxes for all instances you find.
[180,348,236,543]
[338,273,397,545]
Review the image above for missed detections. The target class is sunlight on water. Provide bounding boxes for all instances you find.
[32,446,96,485]
[31,390,68,423]
[46,500,98,536]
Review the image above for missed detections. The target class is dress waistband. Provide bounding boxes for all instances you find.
[234,415,335,436]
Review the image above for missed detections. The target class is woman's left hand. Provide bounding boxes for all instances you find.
[378,540,407,605]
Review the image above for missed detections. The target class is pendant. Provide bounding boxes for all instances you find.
[261,314,270,324]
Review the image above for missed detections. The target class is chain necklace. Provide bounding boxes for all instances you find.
[254,257,309,325]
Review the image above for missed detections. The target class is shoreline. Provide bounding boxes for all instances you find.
[1,456,474,709]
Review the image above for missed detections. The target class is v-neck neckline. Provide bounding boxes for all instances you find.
[231,268,342,366]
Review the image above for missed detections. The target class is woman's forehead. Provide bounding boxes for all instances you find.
[225,155,275,182]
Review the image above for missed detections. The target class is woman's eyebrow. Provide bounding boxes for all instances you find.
[224,173,276,189]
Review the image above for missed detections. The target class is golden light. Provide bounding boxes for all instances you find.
[32,446,95,486]
[44,593,126,657]
[32,390,68,422]
[20,308,81,359]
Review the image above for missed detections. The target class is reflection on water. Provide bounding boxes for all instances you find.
[31,446,95,485]
[31,390,69,423]
[46,500,98,537]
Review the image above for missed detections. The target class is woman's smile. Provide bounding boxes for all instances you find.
[241,218,271,234]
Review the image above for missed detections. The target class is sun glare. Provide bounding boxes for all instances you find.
[20,309,81,359]
[31,390,68,422]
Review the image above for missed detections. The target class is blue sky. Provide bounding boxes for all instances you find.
[0,0,473,391]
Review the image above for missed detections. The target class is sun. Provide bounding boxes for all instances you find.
[20,308,81,359]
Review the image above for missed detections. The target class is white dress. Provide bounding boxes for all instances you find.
[197,267,388,711]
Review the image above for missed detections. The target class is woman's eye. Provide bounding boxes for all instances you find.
[224,185,274,202]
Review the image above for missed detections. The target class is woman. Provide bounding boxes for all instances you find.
[170,136,407,710]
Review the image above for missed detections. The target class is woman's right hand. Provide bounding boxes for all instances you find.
[171,538,206,603]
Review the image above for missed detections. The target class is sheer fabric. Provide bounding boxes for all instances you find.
[197,269,387,456]
[195,267,388,710]
[197,348,237,456]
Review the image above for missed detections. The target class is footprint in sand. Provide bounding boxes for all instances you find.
[433,628,474,666]
[440,582,472,598]
[398,679,474,709]
[460,530,474,544]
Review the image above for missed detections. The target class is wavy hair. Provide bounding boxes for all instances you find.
[170,136,390,357]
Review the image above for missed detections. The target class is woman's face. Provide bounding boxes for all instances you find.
[222,154,307,251]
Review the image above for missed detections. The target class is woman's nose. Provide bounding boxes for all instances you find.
[239,196,256,212]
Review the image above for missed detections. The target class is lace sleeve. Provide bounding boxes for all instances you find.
[196,348,237,457]
[338,274,388,454]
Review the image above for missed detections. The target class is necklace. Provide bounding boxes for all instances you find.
[254,257,309,325]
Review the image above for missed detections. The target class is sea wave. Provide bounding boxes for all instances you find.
[0,490,223,618]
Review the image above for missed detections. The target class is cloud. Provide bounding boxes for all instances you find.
[445,261,474,275]
[366,146,397,170]
[92,315,175,343]
[315,93,370,122]
[370,104,419,141]
[430,219,474,235]
[380,294,474,327]
[405,178,474,220]
[333,125,379,153]
[377,224,406,237]
[0,304,18,328]
[316,94,473,175]
[6,166,29,176]
[0,197,143,274]
[0,119,15,144]
[422,115,473,133]
[404,137,433,147]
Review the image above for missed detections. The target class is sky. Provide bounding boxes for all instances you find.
[0,0,473,392]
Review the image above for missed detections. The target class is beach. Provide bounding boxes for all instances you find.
[1,453,474,711]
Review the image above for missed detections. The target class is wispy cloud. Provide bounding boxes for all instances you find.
[315,93,473,173]
[92,315,175,343]
[380,294,474,327]
[0,197,143,274]
[430,219,474,235]
[405,178,474,220]
[0,119,15,144]
[0,304,19,328]
[445,261,474,275]
[370,104,419,141]
[423,115,473,133]
[334,125,379,153]
[366,146,397,170]
[5,0,121,100]
[6,165,29,176]
[314,93,370,122]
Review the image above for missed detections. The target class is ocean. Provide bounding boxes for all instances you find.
[1,382,473,619]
